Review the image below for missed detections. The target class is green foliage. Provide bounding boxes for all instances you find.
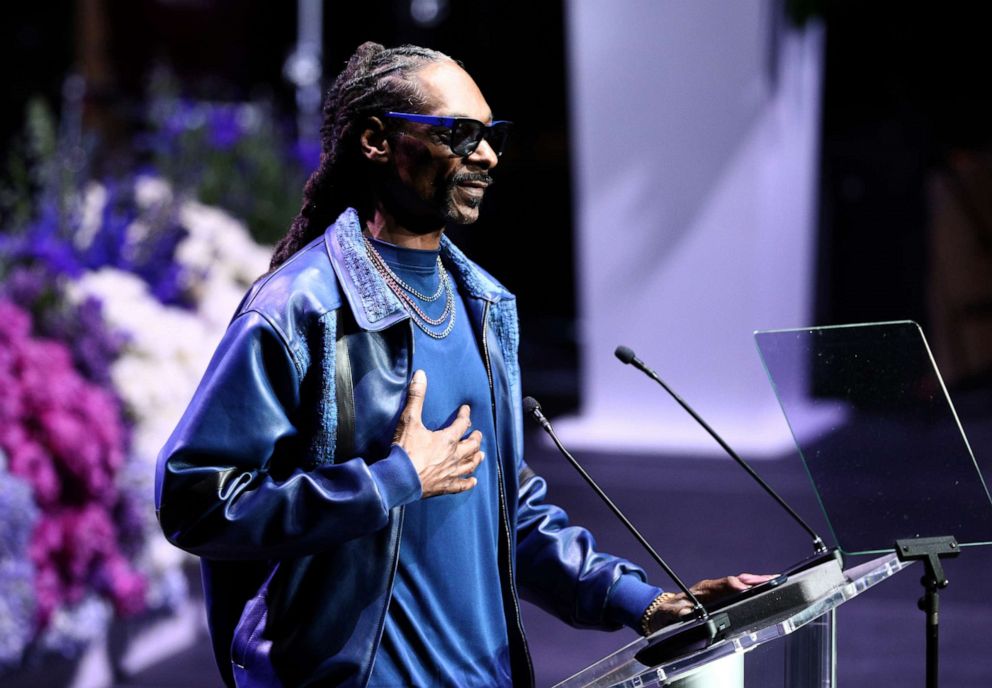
[1,99,58,228]
[145,74,311,246]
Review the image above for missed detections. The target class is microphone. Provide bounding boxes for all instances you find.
[522,396,712,621]
[614,345,829,556]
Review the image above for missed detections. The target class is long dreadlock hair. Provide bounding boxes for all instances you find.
[269,42,452,269]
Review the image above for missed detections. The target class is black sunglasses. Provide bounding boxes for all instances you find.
[383,112,512,157]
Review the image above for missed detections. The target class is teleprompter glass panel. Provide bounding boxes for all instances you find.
[754,321,992,555]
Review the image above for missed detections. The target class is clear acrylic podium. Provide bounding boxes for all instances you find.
[556,320,992,687]
[552,554,911,688]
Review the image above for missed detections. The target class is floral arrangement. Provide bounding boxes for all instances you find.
[0,299,142,661]
[0,93,278,671]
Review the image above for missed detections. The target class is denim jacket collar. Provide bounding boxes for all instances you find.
[324,208,512,332]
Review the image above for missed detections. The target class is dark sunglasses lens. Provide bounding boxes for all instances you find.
[450,120,483,156]
[485,123,510,156]
[450,120,510,157]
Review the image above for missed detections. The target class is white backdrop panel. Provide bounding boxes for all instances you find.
[557,1,828,456]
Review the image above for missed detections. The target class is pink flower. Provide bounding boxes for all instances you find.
[6,436,61,506]
[98,554,148,617]
[0,299,147,627]
[34,562,62,626]
[0,300,32,340]
[62,506,115,579]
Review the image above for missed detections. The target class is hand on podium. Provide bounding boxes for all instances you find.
[640,573,777,636]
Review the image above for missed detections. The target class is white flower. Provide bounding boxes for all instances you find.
[68,267,228,607]
[196,271,250,329]
[134,175,173,209]
[65,196,274,614]
[177,199,271,292]
[67,267,222,481]
[143,564,188,611]
[74,182,108,251]
[40,596,113,657]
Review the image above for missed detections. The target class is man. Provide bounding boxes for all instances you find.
[156,43,765,687]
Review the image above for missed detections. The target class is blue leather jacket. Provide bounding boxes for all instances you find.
[156,209,650,687]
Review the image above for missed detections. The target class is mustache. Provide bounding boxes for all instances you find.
[452,172,494,186]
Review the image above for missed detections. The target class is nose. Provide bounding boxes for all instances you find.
[468,137,499,170]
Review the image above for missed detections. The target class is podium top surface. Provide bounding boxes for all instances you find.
[552,553,911,688]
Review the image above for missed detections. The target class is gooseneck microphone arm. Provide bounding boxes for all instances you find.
[614,345,827,554]
[522,396,709,620]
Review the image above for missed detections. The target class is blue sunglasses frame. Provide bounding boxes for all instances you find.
[383,112,512,157]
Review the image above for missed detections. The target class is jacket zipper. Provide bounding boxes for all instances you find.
[481,301,535,684]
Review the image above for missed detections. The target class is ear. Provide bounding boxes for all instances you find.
[359,116,390,164]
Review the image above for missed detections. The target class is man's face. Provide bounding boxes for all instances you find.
[384,61,500,227]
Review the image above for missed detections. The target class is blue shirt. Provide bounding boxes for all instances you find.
[367,237,511,687]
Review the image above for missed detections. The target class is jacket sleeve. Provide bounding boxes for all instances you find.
[514,462,662,631]
[154,310,422,561]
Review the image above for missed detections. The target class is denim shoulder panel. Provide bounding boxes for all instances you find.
[241,238,342,375]
[310,310,337,466]
[489,298,521,392]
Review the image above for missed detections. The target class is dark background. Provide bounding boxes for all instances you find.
[815,3,992,328]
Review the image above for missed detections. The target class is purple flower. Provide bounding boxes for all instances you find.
[97,552,148,617]
[78,181,135,271]
[208,105,244,150]
[154,98,202,145]
[1,266,129,389]
[127,219,190,307]
[3,434,60,507]
[3,201,85,278]
[113,488,149,560]
[0,466,38,560]
[0,558,37,668]
[29,521,63,624]
[2,172,192,311]
[55,295,130,389]
[0,467,40,667]
[293,139,322,174]
[1,264,51,305]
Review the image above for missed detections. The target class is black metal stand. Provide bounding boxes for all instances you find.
[895,536,960,688]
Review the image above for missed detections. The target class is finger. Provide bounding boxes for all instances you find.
[446,476,478,494]
[445,405,473,438]
[455,430,483,454]
[458,450,485,474]
[724,576,751,592]
[700,576,751,594]
[738,573,779,586]
[688,578,718,595]
[737,573,781,585]
[704,576,749,593]
[403,370,427,422]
